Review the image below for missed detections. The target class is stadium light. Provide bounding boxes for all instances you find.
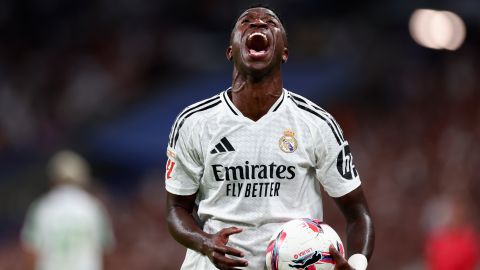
[409,9,466,51]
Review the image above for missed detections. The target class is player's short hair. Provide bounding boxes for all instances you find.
[230,3,288,46]
[48,149,91,186]
[244,4,285,27]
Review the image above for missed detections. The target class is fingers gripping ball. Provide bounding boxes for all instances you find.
[266,219,345,270]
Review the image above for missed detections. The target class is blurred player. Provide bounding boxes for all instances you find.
[424,196,479,270]
[21,150,115,270]
[165,5,374,270]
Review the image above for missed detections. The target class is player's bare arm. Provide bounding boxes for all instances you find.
[166,192,249,269]
[329,186,375,269]
[22,245,36,270]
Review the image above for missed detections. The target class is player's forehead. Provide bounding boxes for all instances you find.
[237,7,281,23]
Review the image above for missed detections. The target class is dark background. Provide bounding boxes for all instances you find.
[0,0,479,269]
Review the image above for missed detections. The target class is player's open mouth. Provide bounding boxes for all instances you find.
[246,32,270,58]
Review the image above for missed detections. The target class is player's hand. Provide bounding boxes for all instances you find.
[329,245,354,270]
[202,227,248,270]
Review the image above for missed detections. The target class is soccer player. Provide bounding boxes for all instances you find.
[22,150,115,270]
[165,5,374,270]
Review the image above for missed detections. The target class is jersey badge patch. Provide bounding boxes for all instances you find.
[166,149,176,159]
[165,159,175,180]
[279,129,298,153]
[336,144,358,180]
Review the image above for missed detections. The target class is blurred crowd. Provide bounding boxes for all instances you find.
[1,0,479,269]
[338,47,480,269]
[0,0,171,153]
[0,0,421,154]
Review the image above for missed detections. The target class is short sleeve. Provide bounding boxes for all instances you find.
[165,118,204,196]
[21,202,40,250]
[314,120,361,198]
[97,204,115,251]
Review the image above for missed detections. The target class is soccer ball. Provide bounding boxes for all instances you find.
[266,218,345,270]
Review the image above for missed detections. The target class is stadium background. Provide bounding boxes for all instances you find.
[0,0,479,269]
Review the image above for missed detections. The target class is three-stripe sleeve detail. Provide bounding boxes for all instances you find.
[169,96,221,148]
[289,93,345,145]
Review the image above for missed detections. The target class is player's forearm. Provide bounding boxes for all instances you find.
[22,246,37,270]
[166,205,210,255]
[345,212,375,260]
[333,187,375,261]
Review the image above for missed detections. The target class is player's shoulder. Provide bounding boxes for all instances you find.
[26,193,55,218]
[168,92,223,148]
[173,93,223,125]
[286,90,334,120]
[26,197,43,217]
[286,90,345,144]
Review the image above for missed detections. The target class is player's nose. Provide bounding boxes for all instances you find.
[249,18,268,29]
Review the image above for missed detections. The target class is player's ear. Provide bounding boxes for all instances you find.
[282,47,288,64]
[226,46,233,61]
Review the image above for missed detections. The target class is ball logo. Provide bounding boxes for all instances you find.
[293,247,313,259]
[288,250,324,268]
[279,129,298,153]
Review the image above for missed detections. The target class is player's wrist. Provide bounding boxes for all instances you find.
[347,253,368,270]
[199,232,214,256]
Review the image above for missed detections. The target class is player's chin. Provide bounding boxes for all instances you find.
[241,53,276,72]
[245,61,272,73]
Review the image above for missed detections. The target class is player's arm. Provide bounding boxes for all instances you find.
[22,246,36,270]
[311,112,375,269]
[166,191,249,270]
[329,186,375,270]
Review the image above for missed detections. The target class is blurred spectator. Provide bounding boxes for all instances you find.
[423,195,479,270]
[21,150,115,270]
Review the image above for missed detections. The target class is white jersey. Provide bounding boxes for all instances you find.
[21,185,114,270]
[165,88,361,270]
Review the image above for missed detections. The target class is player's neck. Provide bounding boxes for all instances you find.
[230,69,283,121]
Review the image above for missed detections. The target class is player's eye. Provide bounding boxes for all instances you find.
[267,20,277,26]
[241,18,250,24]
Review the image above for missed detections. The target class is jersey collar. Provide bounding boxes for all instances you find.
[222,88,286,117]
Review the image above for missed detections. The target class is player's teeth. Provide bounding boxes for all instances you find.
[249,32,267,40]
[249,49,266,55]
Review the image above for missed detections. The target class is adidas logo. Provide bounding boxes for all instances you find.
[210,137,235,154]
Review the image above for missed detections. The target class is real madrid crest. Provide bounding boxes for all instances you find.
[279,129,298,153]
